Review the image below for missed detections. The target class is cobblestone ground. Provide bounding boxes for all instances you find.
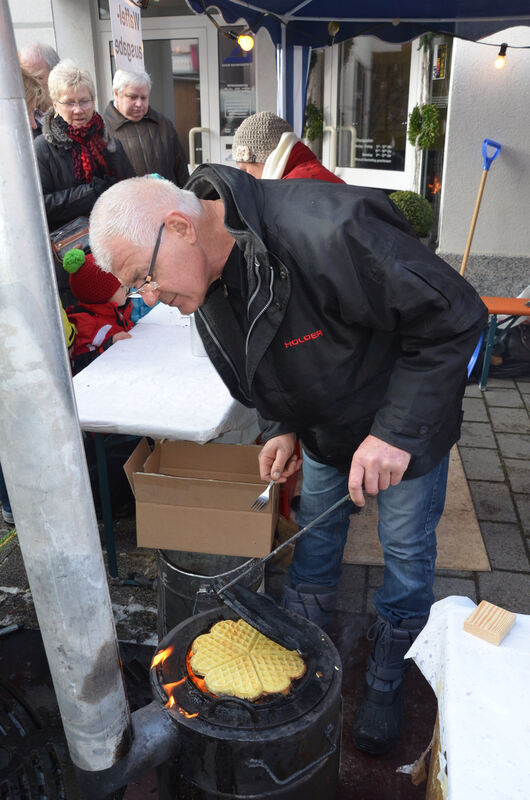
[1,376,529,640]
[336,376,530,616]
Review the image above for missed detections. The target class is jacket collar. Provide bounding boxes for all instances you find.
[105,100,160,130]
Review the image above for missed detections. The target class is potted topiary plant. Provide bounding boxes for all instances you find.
[303,102,324,142]
[389,190,434,238]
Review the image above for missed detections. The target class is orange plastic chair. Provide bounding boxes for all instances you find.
[478,297,530,390]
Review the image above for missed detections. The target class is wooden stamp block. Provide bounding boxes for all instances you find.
[463,600,516,645]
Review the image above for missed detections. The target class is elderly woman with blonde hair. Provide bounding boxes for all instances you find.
[35,59,134,232]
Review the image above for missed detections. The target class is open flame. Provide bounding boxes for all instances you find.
[151,646,173,669]
[163,678,198,718]
[428,175,441,196]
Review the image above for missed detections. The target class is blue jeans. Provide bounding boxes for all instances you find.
[289,450,450,623]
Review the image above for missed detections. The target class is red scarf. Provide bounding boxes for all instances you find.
[67,113,112,183]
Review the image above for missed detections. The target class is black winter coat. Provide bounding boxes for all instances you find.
[35,110,135,231]
[103,102,189,187]
[188,165,488,478]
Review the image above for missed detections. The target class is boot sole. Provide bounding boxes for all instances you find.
[353,732,399,756]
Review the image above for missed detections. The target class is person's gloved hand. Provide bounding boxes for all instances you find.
[92,175,118,195]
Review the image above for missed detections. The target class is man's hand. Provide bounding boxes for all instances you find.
[348,435,411,507]
[258,433,302,483]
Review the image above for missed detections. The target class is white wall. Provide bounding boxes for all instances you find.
[439,27,530,257]
[8,0,56,50]
[8,0,99,104]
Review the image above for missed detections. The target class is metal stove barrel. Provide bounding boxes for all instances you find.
[151,607,343,799]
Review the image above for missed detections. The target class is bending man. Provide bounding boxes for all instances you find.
[89,169,487,755]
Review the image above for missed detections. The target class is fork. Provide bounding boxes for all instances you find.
[250,480,275,511]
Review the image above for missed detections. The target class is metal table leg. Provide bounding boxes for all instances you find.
[94,432,118,577]
[479,314,498,391]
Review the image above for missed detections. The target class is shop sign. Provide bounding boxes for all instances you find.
[109,0,145,72]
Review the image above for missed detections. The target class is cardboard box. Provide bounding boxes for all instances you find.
[124,439,278,557]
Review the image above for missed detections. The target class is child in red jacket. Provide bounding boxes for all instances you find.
[63,248,133,373]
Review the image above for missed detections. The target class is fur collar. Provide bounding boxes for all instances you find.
[41,108,116,152]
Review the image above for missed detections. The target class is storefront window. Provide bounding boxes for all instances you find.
[218,27,256,136]
[98,0,193,19]
[304,49,325,160]
[337,38,411,172]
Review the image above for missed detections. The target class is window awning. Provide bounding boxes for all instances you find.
[186,1,530,46]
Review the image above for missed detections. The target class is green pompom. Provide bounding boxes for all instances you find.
[63,248,86,274]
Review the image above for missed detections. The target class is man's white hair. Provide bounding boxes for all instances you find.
[113,69,152,95]
[89,177,202,274]
[19,41,60,70]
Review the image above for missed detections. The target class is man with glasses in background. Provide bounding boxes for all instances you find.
[89,167,487,757]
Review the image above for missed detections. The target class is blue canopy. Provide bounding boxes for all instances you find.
[187,1,529,133]
[187,1,530,47]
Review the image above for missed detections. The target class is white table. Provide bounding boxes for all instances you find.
[73,303,257,442]
[72,304,258,575]
[407,596,530,799]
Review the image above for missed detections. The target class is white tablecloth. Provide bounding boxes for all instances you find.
[73,304,258,442]
[407,596,530,799]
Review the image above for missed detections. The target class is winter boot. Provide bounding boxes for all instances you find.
[280,582,337,630]
[352,615,428,755]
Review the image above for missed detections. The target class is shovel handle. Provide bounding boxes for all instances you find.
[482,139,501,171]
[460,140,501,277]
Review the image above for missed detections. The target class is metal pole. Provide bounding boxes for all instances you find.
[0,3,132,772]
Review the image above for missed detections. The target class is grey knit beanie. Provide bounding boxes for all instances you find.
[232,111,293,163]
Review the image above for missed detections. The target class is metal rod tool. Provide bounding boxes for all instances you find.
[217,493,351,597]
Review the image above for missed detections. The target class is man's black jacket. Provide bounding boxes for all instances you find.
[187,165,488,478]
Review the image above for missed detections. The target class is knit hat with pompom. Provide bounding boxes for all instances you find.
[63,248,121,304]
[232,111,292,164]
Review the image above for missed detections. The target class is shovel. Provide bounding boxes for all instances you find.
[460,138,501,277]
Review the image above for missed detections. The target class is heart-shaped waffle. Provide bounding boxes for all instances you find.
[190,619,305,700]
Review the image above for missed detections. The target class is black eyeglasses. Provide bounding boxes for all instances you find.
[126,223,164,299]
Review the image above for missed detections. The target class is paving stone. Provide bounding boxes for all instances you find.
[468,481,517,522]
[464,384,484,398]
[337,564,367,613]
[504,458,530,494]
[523,394,530,412]
[483,389,524,408]
[488,406,530,434]
[433,575,477,603]
[477,571,530,614]
[458,446,504,481]
[462,397,488,422]
[480,521,530,571]
[367,566,385,587]
[434,568,474,578]
[486,378,516,389]
[459,421,497,449]
[496,433,530,459]
[513,494,530,535]
[516,378,530,394]
[366,594,376,616]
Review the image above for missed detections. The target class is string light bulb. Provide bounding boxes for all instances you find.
[327,20,340,46]
[494,43,507,69]
[237,32,255,52]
